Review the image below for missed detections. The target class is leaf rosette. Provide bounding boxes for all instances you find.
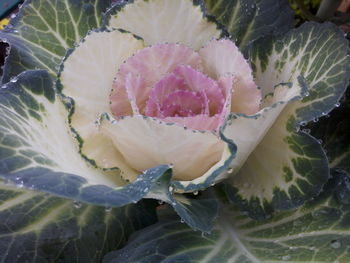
[0,0,349,245]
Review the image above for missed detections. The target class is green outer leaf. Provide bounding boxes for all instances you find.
[220,22,350,219]
[219,79,328,219]
[0,181,157,263]
[147,170,218,233]
[103,172,350,263]
[250,22,350,125]
[222,131,328,219]
[0,69,172,208]
[203,0,294,54]
[309,88,350,174]
[0,0,112,84]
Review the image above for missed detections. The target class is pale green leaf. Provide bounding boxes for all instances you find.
[104,0,222,50]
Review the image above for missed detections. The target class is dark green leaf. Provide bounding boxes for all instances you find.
[203,0,294,54]
[0,0,112,84]
[104,172,350,263]
[0,181,157,263]
[309,88,350,174]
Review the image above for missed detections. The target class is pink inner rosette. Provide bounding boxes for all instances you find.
[110,40,259,132]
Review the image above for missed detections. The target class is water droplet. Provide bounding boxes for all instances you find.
[317,139,323,144]
[168,186,174,192]
[105,206,112,213]
[10,77,18,83]
[313,118,319,123]
[335,102,340,107]
[180,219,184,223]
[300,121,307,126]
[73,200,82,209]
[302,129,310,134]
[143,187,149,193]
[282,255,291,260]
[158,200,164,205]
[227,168,233,173]
[193,191,199,196]
[330,240,341,249]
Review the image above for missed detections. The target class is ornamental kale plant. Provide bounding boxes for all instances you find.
[0,0,349,262]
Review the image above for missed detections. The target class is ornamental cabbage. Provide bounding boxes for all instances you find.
[0,0,349,262]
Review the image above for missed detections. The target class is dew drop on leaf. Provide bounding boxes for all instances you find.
[302,129,310,134]
[10,77,18,83]
[330,240,341,249]
[73,200,82,209]
[282,255,291,261]
[16,178,24,188]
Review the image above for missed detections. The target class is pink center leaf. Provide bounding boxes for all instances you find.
[110,43,203,117]
[110,42,261,132]
[161,90,207,117]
